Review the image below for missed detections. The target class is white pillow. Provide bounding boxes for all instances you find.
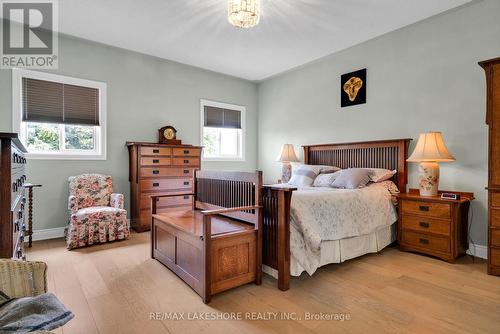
[367,168,397,182]
[288,165,322,187]
[312,170,342,187]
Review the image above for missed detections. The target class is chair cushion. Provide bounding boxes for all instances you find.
[75,206,126,217]
[68,174,113,209]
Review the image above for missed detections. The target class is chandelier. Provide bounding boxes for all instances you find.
[228,0,260,28]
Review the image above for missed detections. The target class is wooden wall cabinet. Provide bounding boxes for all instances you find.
[480,57,500,276]
[127,142,202,232]
[0,133,27,259]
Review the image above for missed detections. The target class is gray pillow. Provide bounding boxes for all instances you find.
[312,170,342,187]
[331,168,372,189]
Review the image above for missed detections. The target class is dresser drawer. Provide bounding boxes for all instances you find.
[140,178,193,192]
[491,229,500,247]
[491,208,500,228]
[140,167,195,178]
[172,157,200,167]
[491,192,500,207]
[141,193,192,209]
[401,215,450,236]
[140,147,171,156]
[401,200,450,219]
[401,231,450,253]
[491,248,500,267]
[172,147,201,157]
[140,157,171,166]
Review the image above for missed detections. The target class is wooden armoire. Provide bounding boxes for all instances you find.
[126,142,202,232]
[480,57,500,276]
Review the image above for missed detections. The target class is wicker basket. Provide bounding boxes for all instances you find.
[0,259,47,298]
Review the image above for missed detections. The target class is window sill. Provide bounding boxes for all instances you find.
[202,157,246,162]
[26,152,107,160]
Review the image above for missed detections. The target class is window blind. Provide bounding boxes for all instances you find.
[22,78,100,126]
[204,106,241,129]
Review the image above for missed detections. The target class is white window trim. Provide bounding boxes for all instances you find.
[200,99,246,162]
[12,68,107,160]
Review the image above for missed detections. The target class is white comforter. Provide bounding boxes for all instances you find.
[288,181,398,275]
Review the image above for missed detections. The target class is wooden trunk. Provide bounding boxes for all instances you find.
[480,57,500,276]
[126,142,202,232]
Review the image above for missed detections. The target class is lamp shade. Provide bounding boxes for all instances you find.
[276,144,299,162]
[407,132,455,162]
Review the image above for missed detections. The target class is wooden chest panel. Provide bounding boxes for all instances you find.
[491,229,500,247]
[491,65,500,186]
[401,200,450,219]
[401,230,450,253]
[491,192,500,207]
[140,147,171,156]
[172,147,201,157]
[491,208,500,228]
[140,178,193,192]
[140,157,171,166]
[401,215,450,236]
[491,248,500,267]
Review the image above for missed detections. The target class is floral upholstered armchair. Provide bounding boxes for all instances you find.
[67,174,129,250]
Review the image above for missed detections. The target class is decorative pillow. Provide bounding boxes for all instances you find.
[367,168,397,182]
[331,168,371,189]
[288,165,321,187]
[290,162,340,174]
[312,170,342,187]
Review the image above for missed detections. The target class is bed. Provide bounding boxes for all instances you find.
[261,138,412,290]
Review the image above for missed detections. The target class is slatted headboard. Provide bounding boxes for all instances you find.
[303,138,412,192]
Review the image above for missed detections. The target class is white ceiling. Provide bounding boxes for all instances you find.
[40,0,474,80]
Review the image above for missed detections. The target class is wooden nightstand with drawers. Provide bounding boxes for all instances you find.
[397,189,474,263]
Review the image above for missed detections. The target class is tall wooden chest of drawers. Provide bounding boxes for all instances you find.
[0,133,27,259]
[480,57,500,276]
[127,142,202,232]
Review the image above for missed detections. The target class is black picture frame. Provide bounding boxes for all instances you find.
[341,68,366,107]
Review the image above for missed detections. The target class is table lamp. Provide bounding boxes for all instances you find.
[407,132,455,196]
[276,144,299,183]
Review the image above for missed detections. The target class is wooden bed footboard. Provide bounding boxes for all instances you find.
[262,185,296,291]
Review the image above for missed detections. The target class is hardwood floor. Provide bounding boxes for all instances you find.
[27,232,500,334]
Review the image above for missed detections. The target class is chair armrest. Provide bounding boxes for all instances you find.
[0,259,47,298]
[111,193,124,209]
[201,205,262,216]
[68,195,78,215]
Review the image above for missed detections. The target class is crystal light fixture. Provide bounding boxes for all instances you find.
[228,0,260,28]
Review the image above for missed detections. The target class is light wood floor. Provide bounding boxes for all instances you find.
[28,232,500,334]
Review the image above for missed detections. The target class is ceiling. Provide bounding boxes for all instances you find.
[22,0,476,80]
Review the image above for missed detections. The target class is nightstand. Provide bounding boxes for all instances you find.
[397,189,474,263]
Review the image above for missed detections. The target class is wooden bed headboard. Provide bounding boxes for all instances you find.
[303,138,412,192]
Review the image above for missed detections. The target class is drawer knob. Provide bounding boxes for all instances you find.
[183,170,189,174]
[184,159,189,164]
[419,205,429,212]
[184,195,189,199]
[183,181,189,186]
[153,170,160,175]
[153,149,159,153]
[419,222,429,228]
[183,150,189,154]
[153,182,159,187]
[153,159,159,163]
[419,238,429,245]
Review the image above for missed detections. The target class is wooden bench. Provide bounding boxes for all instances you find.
[151,170,262,303]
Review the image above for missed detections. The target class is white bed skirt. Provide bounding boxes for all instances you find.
[263,222,397,278]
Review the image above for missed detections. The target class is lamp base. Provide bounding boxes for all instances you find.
[281,162,292,183]
[418,162,440,196]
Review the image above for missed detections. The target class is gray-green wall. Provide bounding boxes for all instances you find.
[257,0,500,246]
[0,33,258,232]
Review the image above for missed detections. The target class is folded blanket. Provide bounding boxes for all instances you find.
[0,292,73,333]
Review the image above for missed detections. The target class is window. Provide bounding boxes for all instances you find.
[200,99,245,161]
[12,69,106,160]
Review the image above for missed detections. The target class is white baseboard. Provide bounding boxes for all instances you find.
[467,243,488,259]
[32,227,66,241]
